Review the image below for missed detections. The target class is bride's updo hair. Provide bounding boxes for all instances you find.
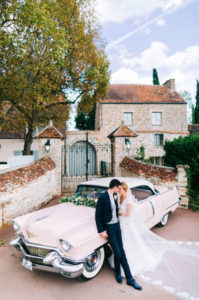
[120,182,128,192]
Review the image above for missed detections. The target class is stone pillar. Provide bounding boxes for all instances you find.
[110,137,131,176]
[38,139,63,193]
[0,204,2,227]
[176,165,189,209]
[0,199,10,228]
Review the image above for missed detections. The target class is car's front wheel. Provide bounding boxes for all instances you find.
[157,213,169,227]
[78,247,105,281]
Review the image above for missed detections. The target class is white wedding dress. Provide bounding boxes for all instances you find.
[108,192,199,300]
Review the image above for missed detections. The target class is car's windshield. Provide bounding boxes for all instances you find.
[75,185,107,200]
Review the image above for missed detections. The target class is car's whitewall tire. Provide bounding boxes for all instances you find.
[78,247,105,281]
[157,213,169,227]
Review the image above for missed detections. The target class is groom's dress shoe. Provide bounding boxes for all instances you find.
[116,275,122,284]
[127,278,142,290]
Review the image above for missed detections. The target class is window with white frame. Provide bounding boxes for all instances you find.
[154,134,164,146]
[124,112,133,125]
[152,112,162,125]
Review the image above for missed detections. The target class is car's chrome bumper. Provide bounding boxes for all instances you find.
[10,235,84,278]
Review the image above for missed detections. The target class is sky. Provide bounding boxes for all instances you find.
[95,0,199,101]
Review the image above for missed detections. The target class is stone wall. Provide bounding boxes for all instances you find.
[95,102,188,159]
[120,157,189,208]
[0,157,59,227]
[98,103,188,135]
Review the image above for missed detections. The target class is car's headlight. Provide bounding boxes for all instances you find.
[59,239,72,252]
[12,221,20,232]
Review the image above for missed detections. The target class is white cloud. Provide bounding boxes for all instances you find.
[110,42,199,99]
[163,0,183,11]
[165,69,197,99]
[141,27,151,35]
[120,42,199,71]
[121,42,169,70]
[156,18,166,26]
[111,68,151,84]
[166,46,199,68]
[96,0,186,24]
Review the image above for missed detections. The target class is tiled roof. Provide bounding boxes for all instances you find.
[0,157,56,192]
[36,126,64,139]
[108,124,137,138]
[101,84,186,104]
[0,124,66,139]
[0,128,26,139]
[188,124,199,134]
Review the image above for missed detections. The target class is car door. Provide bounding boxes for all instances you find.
[131,185,155,227]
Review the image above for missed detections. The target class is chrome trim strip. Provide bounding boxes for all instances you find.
[166,200,180,210]
[32,263,83,278]
[144,201,155,223]
[11,235,96,264]
[10,236,84,278]
[32,264,61,274]
[18,236,84,263]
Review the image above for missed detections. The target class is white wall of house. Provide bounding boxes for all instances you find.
[0,139,39,163]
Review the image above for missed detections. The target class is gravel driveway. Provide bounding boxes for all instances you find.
[0,206,199,300]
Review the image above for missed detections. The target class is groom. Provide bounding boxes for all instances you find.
[95,178,142,290]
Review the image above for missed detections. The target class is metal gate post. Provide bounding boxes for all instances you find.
[86,131,89,181]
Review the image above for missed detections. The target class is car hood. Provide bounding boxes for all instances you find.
[15,203,99,251]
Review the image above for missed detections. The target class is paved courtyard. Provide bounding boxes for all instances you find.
[0,206,199,300]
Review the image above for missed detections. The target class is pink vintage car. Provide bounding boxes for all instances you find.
[10,177,180,280]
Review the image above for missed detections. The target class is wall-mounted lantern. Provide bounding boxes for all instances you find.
[44,139,51,153]
[125,138,132,155]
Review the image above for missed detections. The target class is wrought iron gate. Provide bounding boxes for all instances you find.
[61,140,112,193]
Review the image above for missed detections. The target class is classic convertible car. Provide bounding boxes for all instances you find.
[10,177,180,281]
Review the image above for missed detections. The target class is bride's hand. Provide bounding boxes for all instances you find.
[118,211,123,216]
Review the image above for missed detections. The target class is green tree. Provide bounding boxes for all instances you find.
[194,80,199,124]
[164,135,199,210]
[75,105,96,130]
[0,0,109,154]
[152,68,160,85]
[134,146,145,161]
[192,104,196,124]
[180,90,192,123]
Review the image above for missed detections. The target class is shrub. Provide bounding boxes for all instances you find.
[164,134,199,210]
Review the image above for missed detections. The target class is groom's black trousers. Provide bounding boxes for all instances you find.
[106,222,132,280]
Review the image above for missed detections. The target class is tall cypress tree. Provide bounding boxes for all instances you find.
[152,68,160,85]
[194,80,199,124]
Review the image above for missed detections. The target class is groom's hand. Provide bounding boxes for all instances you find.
[100,231,108,239]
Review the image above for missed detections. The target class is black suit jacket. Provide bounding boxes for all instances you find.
[95,191,119,233]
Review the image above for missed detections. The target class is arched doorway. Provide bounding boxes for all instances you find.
[69,141,96,176]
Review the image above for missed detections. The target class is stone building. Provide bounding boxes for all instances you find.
[94,79,188,164]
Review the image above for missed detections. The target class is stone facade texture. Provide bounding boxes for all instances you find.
[119,157,189,208]
[0,157,59,227]
[0,157,55,192]
[120,156,176,182]
[95,102,188,159]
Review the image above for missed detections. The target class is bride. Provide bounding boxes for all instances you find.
[109,181,199,300]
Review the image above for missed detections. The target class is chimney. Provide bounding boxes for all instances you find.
[49,120,53,127]
[163,79,175,93]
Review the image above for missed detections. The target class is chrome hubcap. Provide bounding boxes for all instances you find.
[84,251,100,272]
[161,214,168,225]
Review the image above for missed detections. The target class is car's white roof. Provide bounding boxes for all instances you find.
[80,177,155,191]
